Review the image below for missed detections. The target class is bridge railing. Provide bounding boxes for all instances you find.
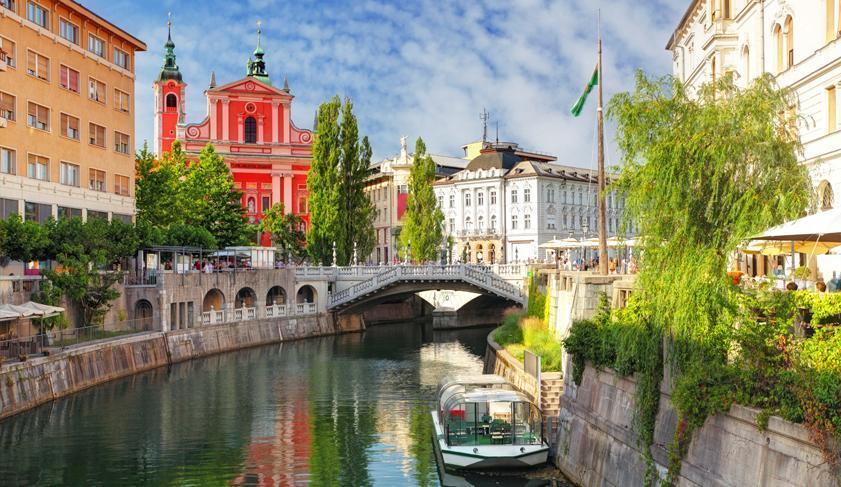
[200,302,318,326]
[295,264,527,281]
[327,264,526,308]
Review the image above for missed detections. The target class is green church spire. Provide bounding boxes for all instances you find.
[246,20,271,85]
[158,13,182,82]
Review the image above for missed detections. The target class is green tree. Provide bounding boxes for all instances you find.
[259,203,306,262]
[307,96,342,264]
[398,138,444,262]
[163,223,217,249]
[135,141,187,227]
[0,215,49,263]
[605,72,811,483]
[183,144,249,247]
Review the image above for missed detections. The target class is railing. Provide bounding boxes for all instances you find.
[327,264,526,309]
[200,302,318,326]
[0,320,148,362]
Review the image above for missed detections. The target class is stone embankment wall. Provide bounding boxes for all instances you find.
[0,312,361,421]
[555,361,837,487]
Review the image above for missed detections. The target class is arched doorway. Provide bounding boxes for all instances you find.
[296,285,316,304]
[266,286,287,306]
[203,289,225,312]
[235,287,257,308]
[134,299,153,331]
[489,244,496,264]
[476,244,484,264]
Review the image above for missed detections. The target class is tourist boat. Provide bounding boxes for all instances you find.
[431,375,550,469]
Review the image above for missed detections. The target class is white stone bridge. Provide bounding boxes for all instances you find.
[294,264,527,312]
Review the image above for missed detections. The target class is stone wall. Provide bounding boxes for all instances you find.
[0,312,357,421]
[555,360,837,487]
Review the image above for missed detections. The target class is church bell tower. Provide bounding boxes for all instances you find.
[153,15,186,156]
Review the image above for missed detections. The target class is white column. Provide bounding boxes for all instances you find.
[283,101,291,142]
[209,98,217,141]
[257,117,265,143]
[272,173,281,206]
[222,101,230,141]
[283,175,293,214]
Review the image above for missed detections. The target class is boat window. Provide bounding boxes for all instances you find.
[444,400,542,447]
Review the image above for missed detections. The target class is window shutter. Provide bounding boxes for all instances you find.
[27,50,36,73]
[60,66,68,87]
[28,102,36,118]
[70,70,78,92]
[37,54,48,78]
[0,92,12,112]
[69,116,78,132]
[38,104,48,122]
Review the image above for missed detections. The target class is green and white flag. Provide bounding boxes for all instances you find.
[570,65,599,117]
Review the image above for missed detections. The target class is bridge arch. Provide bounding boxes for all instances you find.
[203,288,225,312]
[266,286,287,306]
[235,287,257,308]
[296,285,317,304]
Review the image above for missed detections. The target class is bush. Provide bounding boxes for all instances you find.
[493,312,524,347]
[493,313,562,372]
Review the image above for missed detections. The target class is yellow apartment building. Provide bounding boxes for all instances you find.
[0,0,145,223]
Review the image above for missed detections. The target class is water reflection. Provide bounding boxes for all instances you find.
[0,323,570,486]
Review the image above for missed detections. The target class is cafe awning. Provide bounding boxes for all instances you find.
[752,208,841,243]
[0,302,65,321]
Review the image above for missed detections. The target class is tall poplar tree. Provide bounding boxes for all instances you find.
[135,141,187,227]
[399,137,444,262]
[183,144,249,247]
[307,96,342,264]
[308,96,375,265]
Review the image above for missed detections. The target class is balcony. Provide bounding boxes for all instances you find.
[455,229,502,240]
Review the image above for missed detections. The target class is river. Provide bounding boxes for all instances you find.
[0,322,572,486]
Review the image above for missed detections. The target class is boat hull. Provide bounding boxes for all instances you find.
[431,412,549,470]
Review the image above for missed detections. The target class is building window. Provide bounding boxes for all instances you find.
[437,195,443,208]
[524,188,531,202]
[26,50,49,81]
[297,194,307,214]
[261,196,270,212]
[89,78,106,103]
[511,214,518,230]
[524,214,531,229]
[785,16,794,69]
[464,217,472,231]
[165,93,177,109]
[89,123,106,147]
[464,192,471,207]
[449,194,455,208]
[490,190,497,205]
[449,218,455,233]
[1,1,15,12]
[1,198,18,219]
[511,189,518,203]
[477,192,484,206]
[59,65,80,93]
[26,2,48,28]
[27,154,48,181]
[115,174,130,196]
[0,37,15,68]
[60,161,80,187]
[0,91,15,121]
[87,210,108,221]
[27,102,49,131]
[58,206,82,220]
[244,116,257,143]
[827,0,841,42]
[0,147,15,175]
[829,86,837,134]
[89,168,106,192]
[24,201,51,223]
[60,113,79,140]
[490,214,497,231]
[114,89,130,112]
[59,19,79,44]
[113,48,129,70]
[114,131,130,154]
[88,34,105,58]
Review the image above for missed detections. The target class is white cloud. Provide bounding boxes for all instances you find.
[82,0,687,167]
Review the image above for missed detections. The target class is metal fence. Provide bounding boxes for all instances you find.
[0,319,148,362]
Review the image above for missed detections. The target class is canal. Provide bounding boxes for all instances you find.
[0,322,572,486]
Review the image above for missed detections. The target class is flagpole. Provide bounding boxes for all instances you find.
[596,11,608,275]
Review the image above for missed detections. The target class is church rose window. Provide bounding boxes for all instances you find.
[245,116,257,143]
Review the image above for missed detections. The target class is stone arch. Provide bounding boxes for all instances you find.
[134,299,154,330]
[203,288,225,312]
[819,180,834,210]
[165,93,177,109]
[235,287,257,308]
[296,285,317,304]
[266,286,287,306]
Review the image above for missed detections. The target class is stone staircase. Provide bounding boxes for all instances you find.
[540,372,564,418]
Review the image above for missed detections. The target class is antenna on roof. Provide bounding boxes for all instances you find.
[495,121,499,144]
[480,108,489,145]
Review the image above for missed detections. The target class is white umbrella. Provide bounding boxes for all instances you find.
[20,302,64,318]
[753,208,841,243]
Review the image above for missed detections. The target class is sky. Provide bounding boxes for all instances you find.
[82,0,687,167]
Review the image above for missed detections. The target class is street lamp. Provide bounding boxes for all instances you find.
[406,240,411,265]
[332,241,337,267]
[353,241,358,266]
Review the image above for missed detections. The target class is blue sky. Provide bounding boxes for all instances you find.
[83,0,686,166]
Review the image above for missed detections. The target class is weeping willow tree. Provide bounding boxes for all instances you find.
[607,71,811,484]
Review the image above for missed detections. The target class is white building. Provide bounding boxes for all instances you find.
[668,1,841,276]
[434,143,629,264]
[364,137,466,264]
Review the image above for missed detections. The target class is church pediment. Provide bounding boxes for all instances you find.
[208,77,291,98]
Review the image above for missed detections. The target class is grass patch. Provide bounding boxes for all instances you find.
[493,312,561,372]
